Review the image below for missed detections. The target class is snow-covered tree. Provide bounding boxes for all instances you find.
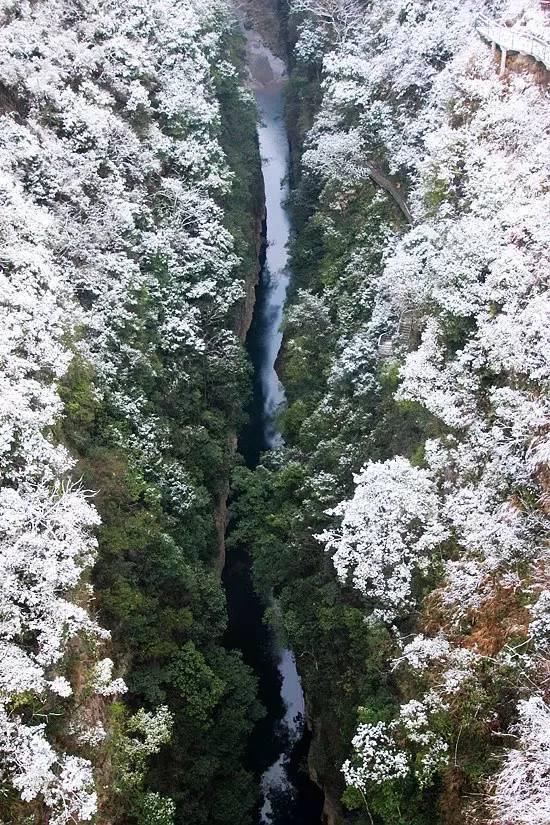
[492,697,550,825]
[292,0,364,44]
[288,0,550,814]
[0,0,245,818]
[319,457,447,622]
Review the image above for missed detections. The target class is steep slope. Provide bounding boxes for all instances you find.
[232,1,550,824]
[0,0,263,822]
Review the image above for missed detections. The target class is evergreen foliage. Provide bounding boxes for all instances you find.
[231,1,550,823]
[0,0,263,821]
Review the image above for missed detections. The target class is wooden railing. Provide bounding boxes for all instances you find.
[476,13,550,70]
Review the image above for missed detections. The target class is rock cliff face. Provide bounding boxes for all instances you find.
[236,0,286,56]
[306,707,346,825]
[235,209,266,344]
[216,206,265,572]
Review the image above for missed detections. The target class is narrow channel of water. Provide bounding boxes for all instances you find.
[223,28,324,825]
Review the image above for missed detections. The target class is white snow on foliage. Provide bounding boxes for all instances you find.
[318,457,447,622]
[296,0,550,818]
[342,720,409,787]
[493,696,550,825]
[0,0,236,819]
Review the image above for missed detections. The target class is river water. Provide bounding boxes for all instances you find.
[251,42,306,825]
[223,28,323,825]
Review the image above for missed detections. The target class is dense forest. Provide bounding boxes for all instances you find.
[0,0,264,822]
[233,1,550,824]
[1,0,549,825]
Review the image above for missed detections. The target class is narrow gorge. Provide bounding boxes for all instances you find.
[224,20,324,824]
[0,1,549,825]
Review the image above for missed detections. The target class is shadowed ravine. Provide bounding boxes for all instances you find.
[222,29,324,825]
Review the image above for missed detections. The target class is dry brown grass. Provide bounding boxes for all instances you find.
[461,585,530,657]
[421,578,530,658]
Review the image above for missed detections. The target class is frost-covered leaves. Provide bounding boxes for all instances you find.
[343,701,449,794]
[492,696,550,825]
[291,0,550,815]
[0,0,242,431]
[120,706,173,785]
[291,0,364,45]
[318,457,445,622]
[0,708,97,825]
[298,0,489,183]
[342,720,409,788]
[0,0,240,819]
[0,482,102,682]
